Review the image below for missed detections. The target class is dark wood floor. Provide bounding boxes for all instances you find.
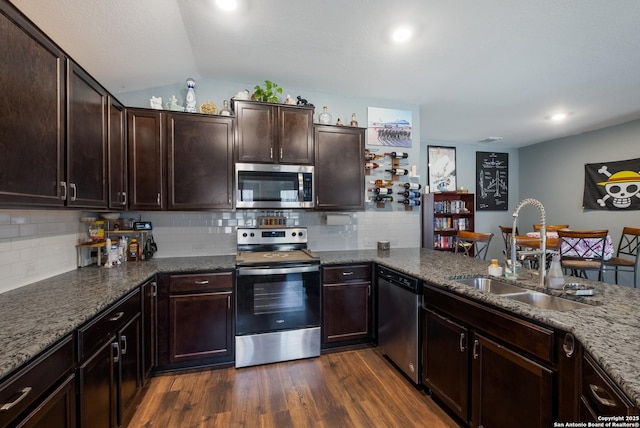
[128,347,459,427]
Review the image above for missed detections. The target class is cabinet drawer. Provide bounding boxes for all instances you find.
[323,264,371,283]
[77,288,141,361]
[0,336,73,428]
[582,352,637,416]
[423,284,554,363]
[169,272,233,293]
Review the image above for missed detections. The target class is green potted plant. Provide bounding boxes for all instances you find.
[252,80,283,103]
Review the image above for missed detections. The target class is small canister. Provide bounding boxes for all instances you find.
[377,241,390,251]
[488,259,503,277]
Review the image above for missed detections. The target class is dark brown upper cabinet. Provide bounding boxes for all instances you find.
[108,96,127,210]
[166,113,234,210]
[127,109,166,210]
[0,3,65,207]
[66,60,108,209]
[233,100,314,165]
[314,125,365,211]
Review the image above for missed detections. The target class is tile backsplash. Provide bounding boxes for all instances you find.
[0,208,420,293]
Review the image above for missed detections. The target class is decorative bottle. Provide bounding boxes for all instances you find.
[185,78,197,113]
[399,199,421,206]
[350,113,358,127]
[369,179,394,187]
[386,151,409,159]
[365,162,380,170]
[319,106,332,124]
[546,253,565,289]
[400,182,422,190]
[369,187,393,195]
[398,190,421,198]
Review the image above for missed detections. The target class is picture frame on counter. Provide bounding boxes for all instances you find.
[427,145,457,192]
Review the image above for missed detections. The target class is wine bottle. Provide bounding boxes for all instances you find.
[399,199,421,206]
[365,152,384,161]
[369,179,394,187]
[385,168,408,176]
[385,151,409,159]
[374,195,393,202]
[365,162,380,169]
[369,187,393,195]
[398,190,421,198]
[399,182,422,190]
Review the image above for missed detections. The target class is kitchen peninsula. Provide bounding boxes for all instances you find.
[1,248,638,426]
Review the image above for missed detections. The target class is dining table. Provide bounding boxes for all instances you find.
[524,231,614,260]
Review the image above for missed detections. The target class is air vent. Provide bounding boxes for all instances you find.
[477,136,503,144]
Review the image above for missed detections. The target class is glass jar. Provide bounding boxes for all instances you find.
[319,106,332,125]
[220,100,232,116]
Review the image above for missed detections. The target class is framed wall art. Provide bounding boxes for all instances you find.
[476,151,509,210]
[427,145,457,192]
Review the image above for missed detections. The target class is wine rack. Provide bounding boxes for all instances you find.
[365,151,420,210]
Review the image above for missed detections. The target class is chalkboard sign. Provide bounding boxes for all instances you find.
[476,151,508,210]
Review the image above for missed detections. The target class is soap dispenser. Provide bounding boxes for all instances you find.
[488,259,503,277]
[546,253,565,289]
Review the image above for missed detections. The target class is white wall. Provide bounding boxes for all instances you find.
[518,119,640,286]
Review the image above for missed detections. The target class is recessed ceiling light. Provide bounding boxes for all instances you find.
[391,27,412,43]
[551,113,567,121]
[215,0,238,11]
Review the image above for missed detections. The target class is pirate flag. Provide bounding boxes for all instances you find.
[583,158,640,210]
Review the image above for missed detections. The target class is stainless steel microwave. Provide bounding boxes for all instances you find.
[235,163,314,209]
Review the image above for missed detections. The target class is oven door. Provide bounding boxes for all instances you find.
[236,264,320,336]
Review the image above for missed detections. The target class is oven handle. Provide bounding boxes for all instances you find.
[237,265,319,276]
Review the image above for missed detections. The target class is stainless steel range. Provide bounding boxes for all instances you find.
[235,227,321,368]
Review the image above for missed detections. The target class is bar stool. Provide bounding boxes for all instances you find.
[604,227,640,288]
[557,229,608,281]
[455,230,494,260]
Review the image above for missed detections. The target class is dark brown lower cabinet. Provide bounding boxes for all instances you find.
[77,289,142,428]
[422,308,469,422]
[17,374,76,428]
[157,272,234,369]
[141,279,157,381]
[471,333,553,428]
[321,264,373,348]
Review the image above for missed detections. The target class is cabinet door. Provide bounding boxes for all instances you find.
[322,281,371,343]
[108,96,127,210]
[278,107,313,164]
[235,102,274,163]
[423,308,469,423]
[169,291,233,363]
[142,279,157,382]
[127,109,165,210]
[167,113,233,210]
[314,125,365,211]
[118,314,141,427]
[78,338,117,428]
[66,60,108,208]
[17,374,76,428]
[471,333,553,428]
[0,5,65,207]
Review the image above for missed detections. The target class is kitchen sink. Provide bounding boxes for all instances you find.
[455,277,527,294]
[504,291,590,311]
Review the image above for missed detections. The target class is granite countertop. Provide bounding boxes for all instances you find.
[1,249,639,408]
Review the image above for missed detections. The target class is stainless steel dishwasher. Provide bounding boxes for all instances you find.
[377,265,422,385]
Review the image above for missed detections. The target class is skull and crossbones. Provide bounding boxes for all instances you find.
[596,166,640,208]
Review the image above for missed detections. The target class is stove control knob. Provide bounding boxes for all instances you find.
[291,232,297,237]
[250,232,255,237]
[242,233,248,237]
[298,232,304,237]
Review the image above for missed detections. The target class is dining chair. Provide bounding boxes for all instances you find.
[533,224,569,232]
[557,229,609,281]
[604,227,640,288]
[498,225,518,258]
[455,230,494,260]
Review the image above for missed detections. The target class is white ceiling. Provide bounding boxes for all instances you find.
[10,0,640,147]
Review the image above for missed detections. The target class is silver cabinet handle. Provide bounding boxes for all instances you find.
[563,333,575,358]
[589,384,617,407]
[112,342,120,363]
[70,183,77,201]
[0,386,32,411]
[120,334,128,355]
[459,333,466,352]
[227,294,231,310]
[195,280,210,285]
[122,191,127,206]
[156,193,161,206]
[342,271,354,276]
[473,339,479,359]
[152,281,158,297]
[60,181,67,201]
[367,284,371,296]
[109,311,124,322]
[280,147,283,159]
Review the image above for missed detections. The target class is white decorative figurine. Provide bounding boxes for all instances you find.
[165,95,184,111]
[185,78,197,112]
[150,96,163,110]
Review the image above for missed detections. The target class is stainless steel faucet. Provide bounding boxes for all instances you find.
[510,198,547,287]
